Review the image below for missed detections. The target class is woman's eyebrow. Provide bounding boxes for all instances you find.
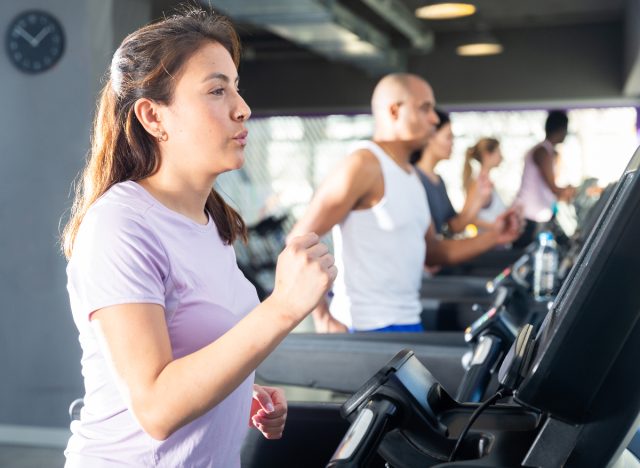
[201,72,239,85]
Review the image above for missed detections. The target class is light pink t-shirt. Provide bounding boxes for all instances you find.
[516,140,557,222]
[65,181,259,467]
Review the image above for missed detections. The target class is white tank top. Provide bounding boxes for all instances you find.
[330,141,431,330]
[477,188,506,224]
[516,140,557,222]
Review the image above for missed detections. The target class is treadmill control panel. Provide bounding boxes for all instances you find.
[465,307,498,342]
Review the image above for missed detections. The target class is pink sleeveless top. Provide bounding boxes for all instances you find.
[516,140,557,222]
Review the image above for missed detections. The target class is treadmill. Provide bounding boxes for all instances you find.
[324,145,640,467]
[242,146,640,467]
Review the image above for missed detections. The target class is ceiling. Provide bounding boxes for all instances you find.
[149,0,625,62]
[149,0,636,112]
[404,0,625,30]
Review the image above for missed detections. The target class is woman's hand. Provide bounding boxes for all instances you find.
[249,385,287,440]
[492,207,523,245]
[270,232,337,324]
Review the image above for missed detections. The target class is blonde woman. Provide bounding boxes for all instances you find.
[412,109,492,236]
[462,137,507,231]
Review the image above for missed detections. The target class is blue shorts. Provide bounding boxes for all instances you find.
[350,323,424,333]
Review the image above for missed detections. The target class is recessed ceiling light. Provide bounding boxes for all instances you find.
[456,42,503,56]
[456,28,503,56]
[415,3,477,20]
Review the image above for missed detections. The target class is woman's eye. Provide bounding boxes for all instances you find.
[210,88,225,96]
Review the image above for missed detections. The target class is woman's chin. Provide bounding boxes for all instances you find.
[231,155,245,170]
[221,154,245,172]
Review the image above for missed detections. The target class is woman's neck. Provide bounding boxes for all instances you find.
[139,169,212,225]
[416,150,439,177]
[479,165,491,177]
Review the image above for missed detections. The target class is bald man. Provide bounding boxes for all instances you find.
[290,73,521,332]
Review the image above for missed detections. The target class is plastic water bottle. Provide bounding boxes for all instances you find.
[533,231,558,301]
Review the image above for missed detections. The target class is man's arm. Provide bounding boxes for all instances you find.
[311,295,347,333]
[289,149,382,238]
[426,207,521,266]
[289,149,381,333]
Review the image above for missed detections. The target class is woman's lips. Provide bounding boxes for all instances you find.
[234,130,248,146]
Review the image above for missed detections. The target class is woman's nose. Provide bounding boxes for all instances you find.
[235,96,252,122]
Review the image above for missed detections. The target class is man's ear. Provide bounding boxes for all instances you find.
[389,101,401,121]
[133,98,164,138]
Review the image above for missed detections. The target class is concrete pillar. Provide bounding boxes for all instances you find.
[0,0,150,444]
[624,0,640,96]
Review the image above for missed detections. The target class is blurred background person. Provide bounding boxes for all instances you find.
[513,110,576,246]
[289,75,521,333]
[462,137,508,232]
[411,109,493,237]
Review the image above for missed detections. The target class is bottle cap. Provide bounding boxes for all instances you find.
[538,231,554,243]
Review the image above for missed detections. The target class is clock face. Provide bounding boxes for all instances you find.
[5,10,65,74]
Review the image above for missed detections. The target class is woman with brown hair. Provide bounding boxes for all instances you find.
[62,8,336,467]
[462,137,507,231]
[413,109,492,236]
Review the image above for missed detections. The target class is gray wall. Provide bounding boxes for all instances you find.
[0,0,149,429]
[414,22,624,108]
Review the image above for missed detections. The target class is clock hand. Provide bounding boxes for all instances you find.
[14,25,37,47]
[32,26,53,47]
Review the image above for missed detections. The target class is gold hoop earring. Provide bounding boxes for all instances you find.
[157,131,168,142]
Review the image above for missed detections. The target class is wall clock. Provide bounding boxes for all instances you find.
[6,10,65,74]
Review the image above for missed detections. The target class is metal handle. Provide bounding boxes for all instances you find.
[326,398,397,468]
[456,335,504,402]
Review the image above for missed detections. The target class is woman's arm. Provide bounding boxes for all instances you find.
[426,207,521,266]
[472,218,497,231]
[91,233,336,440]
[447,175,492,233]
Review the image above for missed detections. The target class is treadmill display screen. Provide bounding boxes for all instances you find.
[515,146,640,422]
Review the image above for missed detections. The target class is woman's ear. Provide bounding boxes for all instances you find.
[133,98,165,139]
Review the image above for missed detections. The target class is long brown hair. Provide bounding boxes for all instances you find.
[463,137,500,193]
[62,7,247,259]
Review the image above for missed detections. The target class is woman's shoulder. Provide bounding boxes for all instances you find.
[415,168,441,187]
[94,181,153,212]
[72,190,168,269]
[80,182,157,241]
[431,174,447,192]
